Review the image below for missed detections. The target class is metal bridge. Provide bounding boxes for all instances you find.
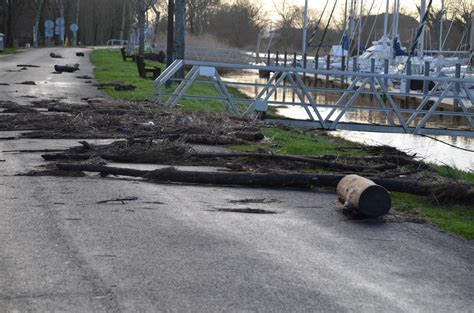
[154,60,474,137]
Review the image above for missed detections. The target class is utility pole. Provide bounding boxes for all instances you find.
[138,0,146,55]
[166,0,175,67]
[120,0,126,43]
[175,0,185,78]
[302,0,308,55]
[55,0,65,46]
[73,0,80,47]
[34,0,46,48]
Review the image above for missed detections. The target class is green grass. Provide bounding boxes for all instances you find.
[0,48,17,55]
[432,165,474,184]
[233,128,367,157]
[392,193,474,240]
[90,49,247,112]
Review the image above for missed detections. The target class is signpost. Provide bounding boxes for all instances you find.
[70,23,79,47]
[44,19,54,46]
[55,17,65,46]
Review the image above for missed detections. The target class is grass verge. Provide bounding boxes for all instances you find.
[392,193,473,240]
[90,49,247,112]
[0,48,17,55]
[90,48,473,240]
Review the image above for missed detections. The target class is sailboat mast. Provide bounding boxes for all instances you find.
[418,0,426,56]
[302,0,309,54]
[392,0,400,40]
[383,0,390,47]
[439,0,444,52]
[358,0,363,54]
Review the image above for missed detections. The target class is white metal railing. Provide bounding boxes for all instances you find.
[154,60,474,137]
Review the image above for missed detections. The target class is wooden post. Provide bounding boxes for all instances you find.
[326,54,331,87]
[454,64,460,111]
[337,174,391,218]
[275,51,279,100]
[370,59,375,100]
[352,56,358,82]
[314,52,319,86]
[283,51,288,102]
[423,61,430,95]
[341,55,346,87]
[303,53,307,82]
[384,59,389,89]
[293,52,297,102]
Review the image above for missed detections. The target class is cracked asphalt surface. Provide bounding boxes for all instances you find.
[0,48,473,312]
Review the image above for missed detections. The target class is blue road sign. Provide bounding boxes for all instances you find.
[44,20,54,29]
[55,17,65,27]
[70,24,79,32]
[45,29,54,38]
[55,26,65,36]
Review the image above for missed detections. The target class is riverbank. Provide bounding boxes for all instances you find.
[89,49,473,239]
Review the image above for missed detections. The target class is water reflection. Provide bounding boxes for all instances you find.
[223,70,474,171]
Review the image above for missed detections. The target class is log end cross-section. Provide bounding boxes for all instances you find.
[337,174,391,218]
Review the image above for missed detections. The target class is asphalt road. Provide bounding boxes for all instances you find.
[0,49,473,312]
[0,47,102,105]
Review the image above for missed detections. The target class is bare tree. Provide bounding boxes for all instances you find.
[186,0,220,35]
[33,0,46,48]
[208,0,266,48]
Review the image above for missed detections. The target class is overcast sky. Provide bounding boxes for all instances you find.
[258,0,444,18]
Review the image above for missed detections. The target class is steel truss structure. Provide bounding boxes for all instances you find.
[154,60,474,137]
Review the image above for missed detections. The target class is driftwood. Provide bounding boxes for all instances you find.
[41,151,394,172]
[114,83,136,91]
[53,164,451,197]
[337,175,391,218]
[3,148,65,153]
[76,52,85,57]
[172,134,250,145]
[190,152,397,172]
[230,131,264,142]
[97,197,138,204]
[56,163,343,188]
[48,105,74,113]
[54,163,474,203]
[42,153,91,161]
[54,64,80,73]
[17,64,40,68]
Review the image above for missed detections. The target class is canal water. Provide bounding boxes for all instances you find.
[222,70,474,171]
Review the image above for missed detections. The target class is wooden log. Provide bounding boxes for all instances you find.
[53,164,436,197]
[54,64,79,73]
[56,163,343,188]
[42,153,91,161]
[169,134,250,145]
[337,174,391,218]
[54,164,474,204]
[190,152,397,172]
[43,150,395,172]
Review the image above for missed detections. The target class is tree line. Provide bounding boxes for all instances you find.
[0,0,471,53]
